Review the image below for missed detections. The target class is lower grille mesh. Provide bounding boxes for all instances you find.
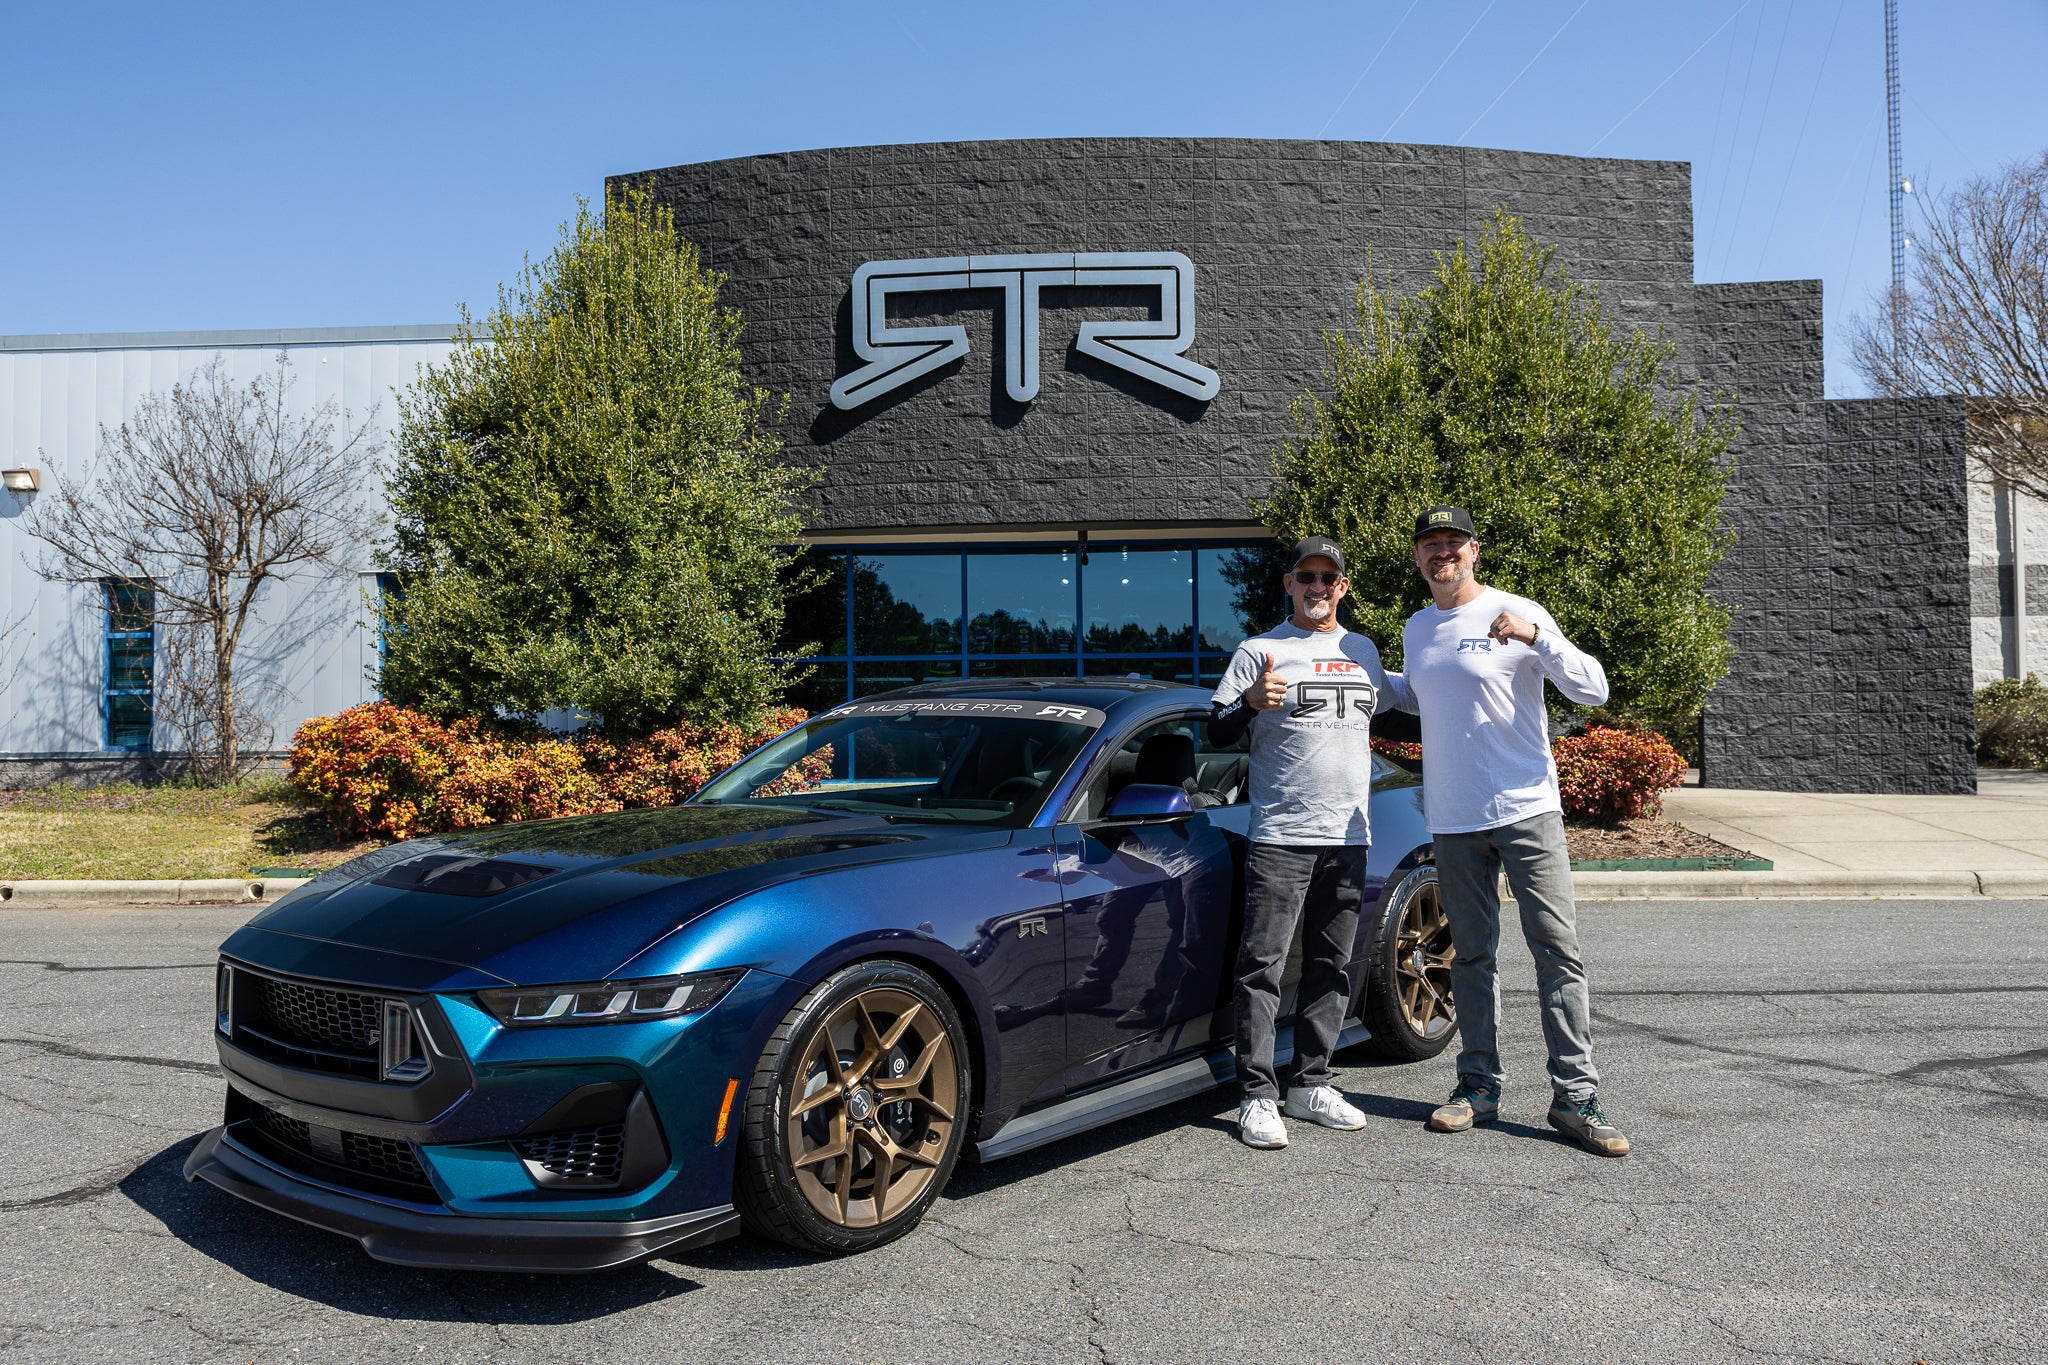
[515,1123,626,1183]
[230,1092,436,1201]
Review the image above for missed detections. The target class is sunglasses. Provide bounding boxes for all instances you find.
[1291,571,1342,586]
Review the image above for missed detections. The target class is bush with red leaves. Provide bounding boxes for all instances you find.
[288,704,810,841]
[1551,724,1688,824]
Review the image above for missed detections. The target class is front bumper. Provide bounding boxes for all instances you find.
[184,1126,740,1273]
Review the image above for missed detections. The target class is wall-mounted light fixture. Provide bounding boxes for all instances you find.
[2,468,42,493]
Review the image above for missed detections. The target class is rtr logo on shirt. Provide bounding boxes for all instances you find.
[1456,638,1494,654]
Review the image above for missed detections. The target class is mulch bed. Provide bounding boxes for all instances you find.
[1564,817,1758,863]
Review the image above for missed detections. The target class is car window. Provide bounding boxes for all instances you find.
[696,709,1098,826]
[1067,712,1244,821]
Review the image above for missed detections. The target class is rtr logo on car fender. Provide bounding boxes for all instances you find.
[1018,917,1048,938]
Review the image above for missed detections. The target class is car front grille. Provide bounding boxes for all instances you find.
[230,1090,438,1202]
[251,975,383,1056]
[514,1123,627,1184]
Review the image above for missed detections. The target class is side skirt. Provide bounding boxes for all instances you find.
[974,1020,1368,1162]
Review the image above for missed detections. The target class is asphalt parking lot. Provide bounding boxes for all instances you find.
[2,899,2044,1364]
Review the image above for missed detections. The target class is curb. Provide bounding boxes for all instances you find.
[1571,869,2048,900]
[0,878,311,909]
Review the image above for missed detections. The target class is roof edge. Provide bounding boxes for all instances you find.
[0,324,460,353]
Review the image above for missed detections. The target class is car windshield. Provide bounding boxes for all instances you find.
[694,701,1102,826]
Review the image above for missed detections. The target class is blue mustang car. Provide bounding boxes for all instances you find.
[185,679,1455,1269]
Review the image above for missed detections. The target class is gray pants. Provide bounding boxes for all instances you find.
[1235,842,1365,1101]
[1434,811,1599,1104]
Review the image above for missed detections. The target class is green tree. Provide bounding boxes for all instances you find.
[380,188,813,735]
[1262,212,1736,726]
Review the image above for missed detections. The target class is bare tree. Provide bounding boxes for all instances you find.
[26,353,378,782]
[1850,152,2048,498]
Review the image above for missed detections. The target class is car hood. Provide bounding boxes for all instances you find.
[228,804,1001,985]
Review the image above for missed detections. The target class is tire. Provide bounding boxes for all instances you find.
[1355,862,1458,1062]
[734,959,971,1255]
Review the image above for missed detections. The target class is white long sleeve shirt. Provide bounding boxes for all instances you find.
[1383,586,1609,835]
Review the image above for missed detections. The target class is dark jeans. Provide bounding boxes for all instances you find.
[1235,842,1365,1101]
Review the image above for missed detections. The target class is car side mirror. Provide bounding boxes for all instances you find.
[1101,783,1191,822]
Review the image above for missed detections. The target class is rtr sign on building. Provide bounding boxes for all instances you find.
[620,137,1973,796]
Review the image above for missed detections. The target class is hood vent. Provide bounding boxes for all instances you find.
[373,853,559,898]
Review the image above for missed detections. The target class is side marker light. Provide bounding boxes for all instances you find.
[714,1078,740,1145]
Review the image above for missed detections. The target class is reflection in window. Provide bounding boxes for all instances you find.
[103,580,154,751]
[1200,544,1283,653]
[968,550,1076,654]
[854,552,960,655]
[853,658,963,697]
[1083,547,1194,653]
[778,549,848,658]
[1082,656,1197,684]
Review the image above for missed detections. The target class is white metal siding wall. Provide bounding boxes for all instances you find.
[0,332,454,758]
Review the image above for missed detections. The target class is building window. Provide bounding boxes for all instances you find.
[776,541,1282,715]
[102,581,154,751]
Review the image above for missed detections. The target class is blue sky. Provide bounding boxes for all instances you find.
[5,1,2043,395]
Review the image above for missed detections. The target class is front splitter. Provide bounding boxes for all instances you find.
[183,1127,740,1273]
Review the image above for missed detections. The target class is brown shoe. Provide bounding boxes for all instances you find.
[1547,1096,1630,1156]
[1428,1086,1500,1132]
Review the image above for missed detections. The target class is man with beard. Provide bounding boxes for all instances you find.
[1208,536,1390,1149]
[1390,506,1629,1156]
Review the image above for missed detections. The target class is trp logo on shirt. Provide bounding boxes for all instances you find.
[1457,638,1493,654]
[1313,659,1363,674]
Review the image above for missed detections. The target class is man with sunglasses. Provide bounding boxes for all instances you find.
[1388,505,1629,1157]
[1209,536,1392,1149]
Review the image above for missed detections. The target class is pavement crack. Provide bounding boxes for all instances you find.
[0,1035,219,1076]
[1893,1046,2048,1079]
[0,1144,184,1211]
[0,958,214,974]
[1590,1007,2048,1111]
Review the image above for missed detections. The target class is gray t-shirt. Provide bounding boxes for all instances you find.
[1210,622,1390,846]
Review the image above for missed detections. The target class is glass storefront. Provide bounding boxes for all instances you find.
[779,541,1282,711]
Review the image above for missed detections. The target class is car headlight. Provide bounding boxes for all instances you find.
[476,969,745,1027]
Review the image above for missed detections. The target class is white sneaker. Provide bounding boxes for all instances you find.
[1283,1084,1368,1131]
[1237,1097,1288,1149]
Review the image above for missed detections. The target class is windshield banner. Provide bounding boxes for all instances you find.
[827,698,1108,727]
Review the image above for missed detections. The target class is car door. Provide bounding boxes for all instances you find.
[1052,711,1238,1090]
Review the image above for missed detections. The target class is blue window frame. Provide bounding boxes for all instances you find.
[776,540,1283,714]
[102,580,154,751]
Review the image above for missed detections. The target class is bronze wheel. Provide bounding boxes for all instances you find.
[1356,863,1459,1062]
[736,961,971,1254]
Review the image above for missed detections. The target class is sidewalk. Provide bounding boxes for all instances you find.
[1566,768,2048,899]
[1665,769,2048,873]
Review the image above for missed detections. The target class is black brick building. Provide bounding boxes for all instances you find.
[620,137,1973,795]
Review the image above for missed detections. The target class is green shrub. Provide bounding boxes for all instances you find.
[1975,674,2048,767]
[379,187,814,736]
[1260,212,1737,727]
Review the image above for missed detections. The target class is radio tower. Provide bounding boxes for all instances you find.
[1885,0,1906,306]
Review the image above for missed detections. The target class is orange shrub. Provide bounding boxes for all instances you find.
[288,703,810,841]
[288,703,478,840]
[1552,724,1688,824]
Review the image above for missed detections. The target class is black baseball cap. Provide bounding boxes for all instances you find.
[1413,506,1477,541]
[1288,536,1346,575]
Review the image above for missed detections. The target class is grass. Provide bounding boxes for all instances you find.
[0,778,385,881]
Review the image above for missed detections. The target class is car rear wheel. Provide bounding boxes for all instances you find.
[1356,862,1458,1062]
[735,960,970,1255]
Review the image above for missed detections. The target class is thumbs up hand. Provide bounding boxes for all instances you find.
[1246,653,1288,710]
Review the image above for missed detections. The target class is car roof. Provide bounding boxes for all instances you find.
[858,676,1208,719]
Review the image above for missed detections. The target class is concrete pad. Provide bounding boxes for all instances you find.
[1890,810,2048,839]
[1698,814,1957,842]
[1574,869,1982,899]
[1776,841,2048,871]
